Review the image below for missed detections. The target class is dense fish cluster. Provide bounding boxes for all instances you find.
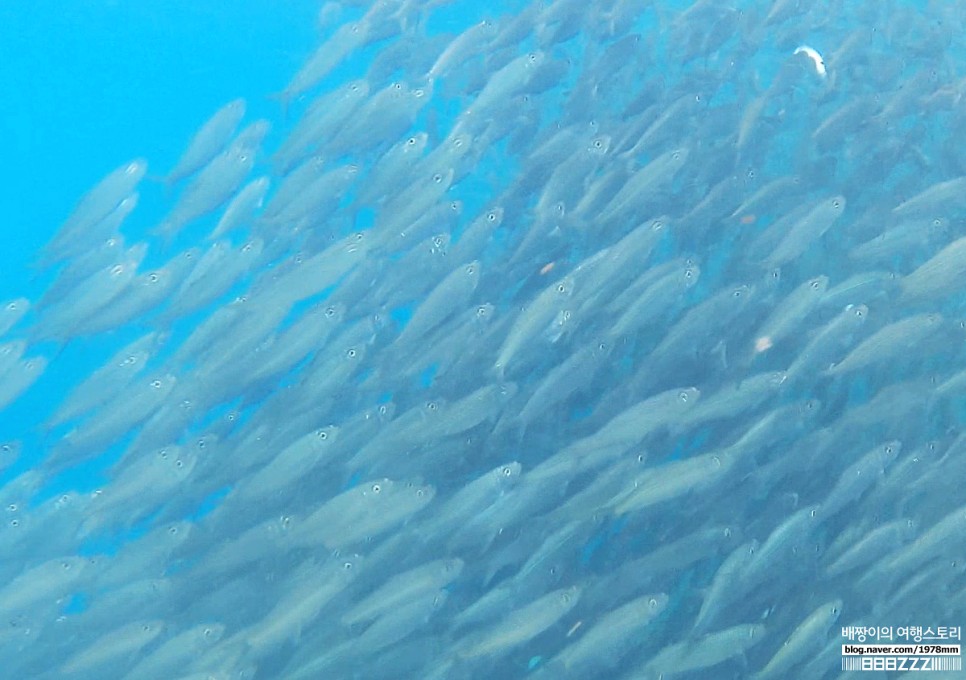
[4,0,966,677]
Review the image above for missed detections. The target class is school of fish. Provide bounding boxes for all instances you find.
[2,0,966,677]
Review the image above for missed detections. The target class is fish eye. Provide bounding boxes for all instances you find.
[169,525,179,535]
[325,307,336,317]
[810,279,821,289]
[7,504,16,512]
[556,283,566,293]
[733,289,743,298]
[371,483,382,493]
[487,212,497,221]
[61,561,72,571]
[346,348,357,358]
[175,459,184,468]
[148,273,159,282]
[528,53,538,62]
[679,391,690,402]
[747,169,756,180]
[649,597,659,607]
[196,439,206,450]
[427,401,438,411]
[502,466,513,476]
[317,430,328,440]
[392,82,403,91]
[465,264,476,274]
[343,561,354,570]
[432,173,443,183]
[685,269,694,279]
[151,379,162,388]
[833,199,842,209]
[203,627,214,637]
[9,519,18,528]
[593,139,603,148]
[476,306,488,316]
[406,137,417,146]
[416,488,425,497]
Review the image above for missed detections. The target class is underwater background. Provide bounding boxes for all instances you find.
[1,0,965,678]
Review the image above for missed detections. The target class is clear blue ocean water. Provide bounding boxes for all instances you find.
[3,1,966,677]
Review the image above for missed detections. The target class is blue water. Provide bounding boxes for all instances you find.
[3,0,966,678]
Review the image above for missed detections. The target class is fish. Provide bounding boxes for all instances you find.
[639,624,766,678]
[165,98,247,185]
[341,558,463,626]
[44,159,147,264]
[285,478,435,550]
[394,260,481,350]
[276,21,369,106]
[60,620,166,675]
[826,312,945,375]
[47,331,165,427]
[752,600,841,680]
[209,176,270,240]
[549,593,668,675]
[454,586,581,659]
